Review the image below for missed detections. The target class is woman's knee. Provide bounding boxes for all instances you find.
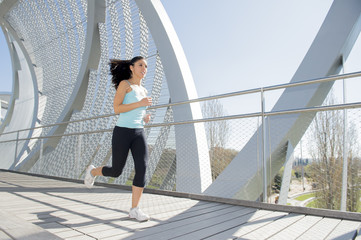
[133,177,146,188]
[110,171,122,178]
[133,168,146,187]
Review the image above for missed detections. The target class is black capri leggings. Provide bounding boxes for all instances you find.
[102,126,148,187]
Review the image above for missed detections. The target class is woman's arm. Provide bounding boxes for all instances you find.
[143,113,151,123]
[113,81,152,114]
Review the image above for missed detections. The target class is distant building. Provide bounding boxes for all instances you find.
[293,158,311,167]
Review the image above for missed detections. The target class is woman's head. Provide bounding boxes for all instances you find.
[109,56,147,89]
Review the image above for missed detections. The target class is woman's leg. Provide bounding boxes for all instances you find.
[84,127,131,188]
[130,129,148,207]
[129,186,149,221]
[102,126,132,177]
[128,129,150,221]
[132,185,144,208]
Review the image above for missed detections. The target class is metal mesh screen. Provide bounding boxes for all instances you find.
[26,0,172,190]
[5,0,88,162]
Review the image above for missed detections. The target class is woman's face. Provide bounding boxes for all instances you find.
[131,59,148,80]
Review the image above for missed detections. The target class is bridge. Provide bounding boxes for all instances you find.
[1,0,361,239]
[1,170,360,239]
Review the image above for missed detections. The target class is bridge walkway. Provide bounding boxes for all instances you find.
[0,170,360,240]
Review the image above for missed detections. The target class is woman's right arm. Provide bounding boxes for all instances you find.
[113,81,152,114]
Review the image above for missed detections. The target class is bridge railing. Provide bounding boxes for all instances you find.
[1,70,361,212]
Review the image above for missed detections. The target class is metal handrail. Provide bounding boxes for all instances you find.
[150,70,361,109]
[1,70,361,138]
[1,101,361,144]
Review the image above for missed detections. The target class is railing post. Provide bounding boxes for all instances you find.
[76,134,82,179]
[300,140,305,192]
[340,60,348,212]
[261,88,268,202]
[13,131,19,167]
[39,138,44,173]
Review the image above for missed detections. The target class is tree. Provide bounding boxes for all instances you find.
[202,99,229,149]
[307,95,361,211]
[272,166,284,193]
[202,99,231,180]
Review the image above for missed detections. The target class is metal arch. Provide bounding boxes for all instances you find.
[0,0,39,169]
[14,0,106,171]
[205,0,361,200]
[135,0,212,194]
[1,0,212,193]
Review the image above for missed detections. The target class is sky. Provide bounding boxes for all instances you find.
[1,0,360,113]
[160,1,332,95]
[160,0,361,114]
[0,27,12,94]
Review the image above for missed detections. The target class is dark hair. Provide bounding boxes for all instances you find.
[109,56,144,89]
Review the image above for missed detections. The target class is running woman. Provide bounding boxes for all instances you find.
[84,56,152,221]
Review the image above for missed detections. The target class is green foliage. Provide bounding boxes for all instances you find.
[147,148,176,189]
[272,173,282,192]
[306,191,361,212]
[294,193,315,201]
[306,199,318,208]
[146,146,239,188]
[271,166,288,193]
[307,157,361,212]
[210,147,238,181]
[304,165,311,178]
[305,99,361,212]
[293,166,308,179]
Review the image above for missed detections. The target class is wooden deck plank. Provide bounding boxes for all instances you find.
[0,209,62,240]
[55,201,224,239]
[169,208,260,240]
[297,217,341,240]
[325,220,361,240]
[268,215,323,240]
[240,213,305,240]
[98,202,223,238]
[68,202,220,237]
[0,230,12,240]
[1,170,361,240]
[111,205,238,239]
[204,210,285,240]
[70,203,230,239]
[356,228,361,240]
[130,206,256,240]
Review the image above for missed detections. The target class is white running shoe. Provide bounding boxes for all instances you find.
[129,207,150,221]
[84,165,95,188]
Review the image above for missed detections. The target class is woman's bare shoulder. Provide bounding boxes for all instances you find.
[117,81,132,93]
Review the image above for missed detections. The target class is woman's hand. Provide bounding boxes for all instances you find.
[139,97,152,107]
[143,114,151,123]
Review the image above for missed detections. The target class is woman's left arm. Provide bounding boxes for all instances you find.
[143,113,151,123]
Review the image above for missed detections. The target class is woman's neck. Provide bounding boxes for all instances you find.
[128,77,141,86]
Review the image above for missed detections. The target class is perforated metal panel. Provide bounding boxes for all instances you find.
[14,0,175,190]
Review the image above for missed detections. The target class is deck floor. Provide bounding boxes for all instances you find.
[0,171,360,240]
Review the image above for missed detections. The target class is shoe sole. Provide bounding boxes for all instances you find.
[129,216,150,222]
